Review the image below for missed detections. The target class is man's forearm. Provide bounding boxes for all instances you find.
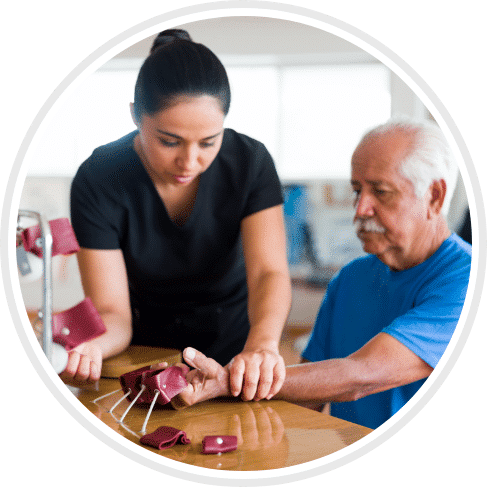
[275,358,366,405]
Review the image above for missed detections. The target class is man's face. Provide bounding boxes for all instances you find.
[351,130,433,271]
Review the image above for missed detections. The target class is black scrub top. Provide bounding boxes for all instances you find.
[70,128,283,364]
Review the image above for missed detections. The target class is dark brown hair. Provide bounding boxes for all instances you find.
[133,29,231,121]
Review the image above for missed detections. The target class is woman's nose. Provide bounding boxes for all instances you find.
[177,145,199,171]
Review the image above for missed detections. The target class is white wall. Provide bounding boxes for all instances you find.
[17,17,468,311]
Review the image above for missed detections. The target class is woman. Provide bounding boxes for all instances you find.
[63,30,291,401]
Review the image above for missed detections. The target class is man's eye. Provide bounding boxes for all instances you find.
[200,142,215,148]
[352,189,360,205]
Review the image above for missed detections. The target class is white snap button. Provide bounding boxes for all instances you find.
[61,327,70,335]
[216,437,223,444]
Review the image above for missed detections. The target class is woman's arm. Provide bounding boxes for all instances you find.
[230,205,292,401]
[59,248,133,385]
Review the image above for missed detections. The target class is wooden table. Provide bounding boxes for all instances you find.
[72,378,372,471]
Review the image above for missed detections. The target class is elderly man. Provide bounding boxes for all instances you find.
[169,117,472,430]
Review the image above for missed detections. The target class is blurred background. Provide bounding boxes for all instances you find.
[17,17,470,363]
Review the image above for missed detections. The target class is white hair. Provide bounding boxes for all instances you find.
[359,116,458,215]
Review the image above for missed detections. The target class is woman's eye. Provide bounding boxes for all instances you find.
[159,139,178,147]
[200,142,215,148]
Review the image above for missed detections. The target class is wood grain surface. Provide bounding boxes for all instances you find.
[100,346,182,378]
[72,377,372,471]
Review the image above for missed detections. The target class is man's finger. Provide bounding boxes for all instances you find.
[150,361,168,371]
[183,347,222,379]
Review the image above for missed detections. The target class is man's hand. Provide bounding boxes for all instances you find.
[169,348,231,409]
[59,341,102,386]
[228,348,285,401]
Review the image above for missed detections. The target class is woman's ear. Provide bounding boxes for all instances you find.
[129,102,138,127]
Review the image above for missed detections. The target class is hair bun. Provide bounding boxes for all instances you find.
[150,29,192,54]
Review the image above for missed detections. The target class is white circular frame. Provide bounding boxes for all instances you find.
[2,2,485,485]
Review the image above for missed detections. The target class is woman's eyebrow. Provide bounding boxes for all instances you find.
[202,131,223,140]
[156,129,182,139]
[156,129,222,140]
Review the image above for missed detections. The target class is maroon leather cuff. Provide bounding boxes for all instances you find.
[140,426,191,450]
[120,365,188,405]
[143,366,188,405]
[22,218,80,258]
[202,435,238,454]
[119,366,153,404]
[52,297,106,351]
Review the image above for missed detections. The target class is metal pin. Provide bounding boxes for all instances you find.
[109,389,132,412]
[119,385,146,423]
[140,390,160,434]
[92,388,123,404]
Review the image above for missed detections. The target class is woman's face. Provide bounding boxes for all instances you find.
[132,95,225,186]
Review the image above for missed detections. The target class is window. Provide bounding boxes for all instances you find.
[279,64,390,180]
[24,60,391,179]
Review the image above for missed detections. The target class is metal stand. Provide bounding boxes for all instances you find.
[17,210,54,363]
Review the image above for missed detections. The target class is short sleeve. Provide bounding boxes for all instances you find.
[241,142,283,218]
[70,165,121,250]
[383,267,469,368]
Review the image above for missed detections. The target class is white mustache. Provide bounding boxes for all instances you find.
[354,219,386,234]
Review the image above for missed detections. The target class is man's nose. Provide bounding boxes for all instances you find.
[354,192,375,218]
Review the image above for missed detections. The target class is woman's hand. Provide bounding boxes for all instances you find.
[59,341,103,386]
[228,348,285,401]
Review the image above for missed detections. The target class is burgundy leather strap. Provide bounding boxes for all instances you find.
[140,426,191,450]
[120,365,188,405]
[22,218,80,258]
[202,435,238,454]
[52,297,106,351]
[143,366,188,405]
[120,366,153,404]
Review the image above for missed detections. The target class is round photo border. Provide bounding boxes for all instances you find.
[2,2,485,485]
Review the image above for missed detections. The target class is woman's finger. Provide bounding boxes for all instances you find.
[229,356,246,397]
[241,358,261,401]
[74,354,92,382]
[254,357,275,401]
[266,359,286,399]
[61,351,81,379]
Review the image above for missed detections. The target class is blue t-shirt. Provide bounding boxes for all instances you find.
[302,234,471,429]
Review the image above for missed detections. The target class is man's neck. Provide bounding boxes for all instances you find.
[381,218,451,272]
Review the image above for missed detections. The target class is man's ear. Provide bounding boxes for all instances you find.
[428,179,447,217]
[129,102,138,127]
